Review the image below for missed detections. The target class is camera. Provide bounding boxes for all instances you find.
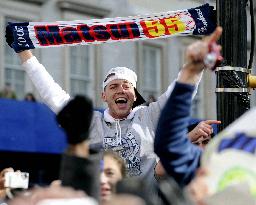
[4,172,29,189]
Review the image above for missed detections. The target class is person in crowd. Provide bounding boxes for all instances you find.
[56,95,136,205]
[101,151,126,205]
[24,92,36,102]
[104,194,146,205]
[154,26,223,187]
[187,120,216,149]
[0,167,29,203]
[5,26,219,187]
[56,94,147,205]
[192,137,210,149]
[186,168,209,205]
[145,94,156,106]
[155,119,217,181]
[56,95,101,200]
[0,83,16,99]
[0,167,14,200]
[8,185,148,205]
[187,120,217,145]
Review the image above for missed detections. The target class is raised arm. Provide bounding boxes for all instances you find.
[5,24,71,113]
[154,27,223,187]
[19,50,71,113]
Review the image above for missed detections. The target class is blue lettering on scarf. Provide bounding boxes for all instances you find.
[218,132,256,154]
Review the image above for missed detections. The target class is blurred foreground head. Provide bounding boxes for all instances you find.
[8,186,97,205]
[104,194,146,205]
[199,107,256,204]
[56,95,93,144]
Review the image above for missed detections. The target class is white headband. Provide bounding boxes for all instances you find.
[102,67,137,89]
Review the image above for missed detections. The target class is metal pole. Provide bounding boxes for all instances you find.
[216,0,250,132]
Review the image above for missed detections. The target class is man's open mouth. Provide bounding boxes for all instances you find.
[115,97,128,104]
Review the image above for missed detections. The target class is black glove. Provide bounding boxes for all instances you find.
[5,22,33,53]
[5,24,14,49]
[56,95,93,145]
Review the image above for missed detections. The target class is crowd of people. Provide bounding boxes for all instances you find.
[0,83,36,102]
[1,24,255,205]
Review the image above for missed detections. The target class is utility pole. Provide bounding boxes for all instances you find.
[216,0,250,132]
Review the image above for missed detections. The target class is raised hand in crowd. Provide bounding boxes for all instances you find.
[178,26,222,85]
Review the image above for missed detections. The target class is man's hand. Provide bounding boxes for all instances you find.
[5,24,26,53]
[0,167,14,199]
[188,120,221,143]
[185,26,222,70]
[5,25,14,49]
[0,167,14,189]
[178,26,223,85]
[6,24,34,63]
[186,168,209,205]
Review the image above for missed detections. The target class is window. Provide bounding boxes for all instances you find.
[69,46,93,97]
[0,1,40,100]
[4,17,25,99]
[141,45,162,101]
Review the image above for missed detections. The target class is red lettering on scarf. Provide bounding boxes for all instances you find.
[107,22,140,40]
[77,25,95,42]
[91,25,111,41]
[35,21,141,45]
[60,27,82,44]
[35,25,64,46]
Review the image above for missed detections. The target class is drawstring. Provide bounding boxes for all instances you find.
[115,120,122,146]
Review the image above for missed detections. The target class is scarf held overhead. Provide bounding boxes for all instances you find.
[8,4,216,50]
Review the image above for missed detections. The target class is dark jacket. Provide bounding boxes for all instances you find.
[154,82,202,187]
[59,150,101,201]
